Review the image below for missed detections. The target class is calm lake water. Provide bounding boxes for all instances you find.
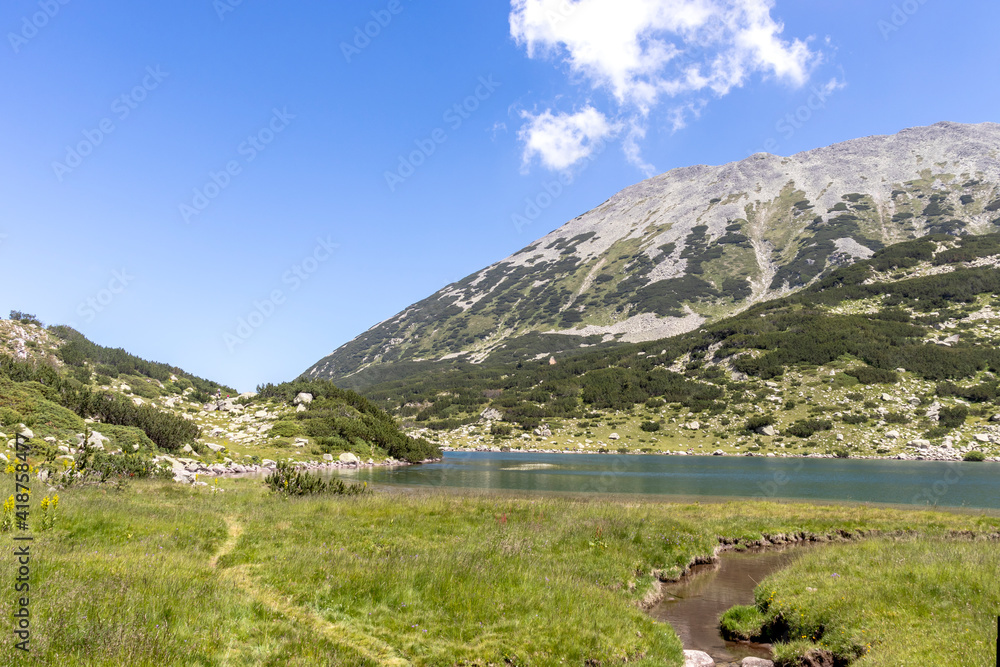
[333,452,1000,509]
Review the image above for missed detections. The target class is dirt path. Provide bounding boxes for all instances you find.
[213,516,411,667]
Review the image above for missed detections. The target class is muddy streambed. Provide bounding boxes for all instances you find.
[648,545,815,663]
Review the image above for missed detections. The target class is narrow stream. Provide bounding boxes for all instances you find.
[648,545,814,663]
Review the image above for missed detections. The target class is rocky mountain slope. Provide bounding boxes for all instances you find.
[362,233,1000,463]
[305,121,1000,384]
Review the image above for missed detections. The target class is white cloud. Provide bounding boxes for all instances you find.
[511,0,822,172]
[518,107,618,171]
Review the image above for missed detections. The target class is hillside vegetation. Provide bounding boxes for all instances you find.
[352,234,1000,462]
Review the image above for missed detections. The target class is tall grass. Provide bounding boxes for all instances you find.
[0,480,997,665]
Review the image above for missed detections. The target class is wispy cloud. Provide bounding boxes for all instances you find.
[510,0,821,172]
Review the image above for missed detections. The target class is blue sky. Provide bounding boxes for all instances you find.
[2,0,998,391]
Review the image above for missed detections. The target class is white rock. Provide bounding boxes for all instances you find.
[836,434,844,441]
[206,443,226,453]
[323,454,334,462]
[741,658,775,667]
[293,392,314,406]
[975,433,991,443]
[296,404,307,413]
[609,433,620,440]
[881,393,894,402]
[17,425,33,439]
[886,430,901,439]
[338,452,360,464]
[683,650,715,667]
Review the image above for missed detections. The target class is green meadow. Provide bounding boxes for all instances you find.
[1,477,998,666]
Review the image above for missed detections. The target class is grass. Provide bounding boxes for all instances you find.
[1,479,999,665]
[722,537,1000,666]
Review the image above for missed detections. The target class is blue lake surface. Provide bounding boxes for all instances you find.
[334,451,1000,509]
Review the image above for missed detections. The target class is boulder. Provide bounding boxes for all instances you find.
[757,425,777,437]
[339,452,360,465]
[687,421,701,431]
[741,659,775,667]
[17,425,33,440]
[907,439,931,449]
[255,410,268,418]
[975,433,991,443]
[480,408,503,422]
[533,425,552,437]
[206,443,226,453]
[881,393,894,402]
[682,650,715,667]
[885,430,901,440]
[990,413,1000,422]
[609,433,620,440]
[323,454,334,462]
[293,392,314,406]
[181,444,194,454]
[713,449,725,456]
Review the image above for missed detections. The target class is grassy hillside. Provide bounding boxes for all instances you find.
[353,234,1000,462]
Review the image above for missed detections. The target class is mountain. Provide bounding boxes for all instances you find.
[305,122,1000,384]
[359,233,1000,462]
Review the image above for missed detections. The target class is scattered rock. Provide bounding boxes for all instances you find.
[886,430,901,440]
[293,392,314,406]
[907,439,931,449]
[975,433,991,443]
[687,421,701,431]
[683,650,715,667]
[741,658,774,667]
[181,444,194,454]
[480,408,503,422]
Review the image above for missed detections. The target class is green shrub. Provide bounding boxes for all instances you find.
[883,412,911,424]
[265,461,370,496]
[490,423,513,436]
[841,414,868,425]
[846,367,899,385]
[745,414,776,432]
[0,407,23,428]
[938,405,969,428]
[785,419,833,439]
[640,421,661,432]
[271,420,303,438]
[963,450,986,462]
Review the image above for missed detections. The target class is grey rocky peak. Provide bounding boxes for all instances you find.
[305,122,1000,383]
